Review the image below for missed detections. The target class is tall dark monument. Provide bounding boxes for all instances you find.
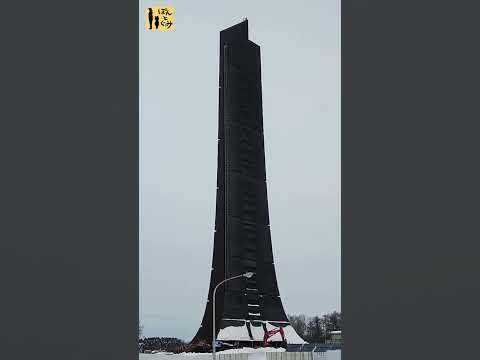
[192,20,304,346]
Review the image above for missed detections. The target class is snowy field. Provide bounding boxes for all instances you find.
[139,348,341,360]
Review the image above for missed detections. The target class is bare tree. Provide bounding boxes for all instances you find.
[289,312,341,343]
[288,314,307,339]
[306,316,324,343]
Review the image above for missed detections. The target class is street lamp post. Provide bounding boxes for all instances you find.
[212,272,255,360]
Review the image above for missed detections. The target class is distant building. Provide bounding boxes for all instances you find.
[328,330,342,344]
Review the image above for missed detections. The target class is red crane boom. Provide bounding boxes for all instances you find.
[263,327,286,347]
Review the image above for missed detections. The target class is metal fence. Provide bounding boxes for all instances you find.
[266,352,314,360]
[217,347,341,360]
[218,354,249,360]
[218,352,313,360]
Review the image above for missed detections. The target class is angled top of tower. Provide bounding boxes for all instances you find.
[220,19,248,43]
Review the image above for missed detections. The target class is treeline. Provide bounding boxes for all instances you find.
[139,337,185,353]
[288,312,341,343]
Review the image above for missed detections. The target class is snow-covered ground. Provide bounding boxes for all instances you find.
[217,324,305,344]
[217,347,285,354]
[139,348,341,360]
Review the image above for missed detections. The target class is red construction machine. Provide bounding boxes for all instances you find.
[262,327,286,347]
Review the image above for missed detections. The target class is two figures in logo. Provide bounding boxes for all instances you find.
[147,8,160,30]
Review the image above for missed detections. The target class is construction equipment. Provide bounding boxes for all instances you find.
[263,327,286,347]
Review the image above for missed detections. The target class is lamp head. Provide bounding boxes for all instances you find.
[243,272,255,278]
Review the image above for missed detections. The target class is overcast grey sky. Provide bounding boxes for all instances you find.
[139,0,340,340]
